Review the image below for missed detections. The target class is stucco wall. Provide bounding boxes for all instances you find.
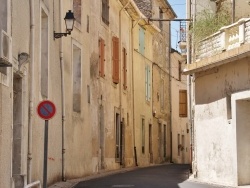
[194,57,250,186]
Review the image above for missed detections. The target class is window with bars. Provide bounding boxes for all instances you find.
[145,64,151,101]
[99,38,105,78]
[102,0,109,25]
[179,90,187,117]
[123,47,127,90]
[112,36,119,84]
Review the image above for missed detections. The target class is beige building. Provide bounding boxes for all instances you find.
[0,0,176,187]
[184,0,250,186]
[170,49,190,164]
[132,0,176,166]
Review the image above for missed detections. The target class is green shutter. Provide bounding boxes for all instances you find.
[139,27,145,55]
[148,66,151,100]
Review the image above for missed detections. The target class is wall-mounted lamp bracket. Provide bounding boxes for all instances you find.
[54,31,71,39]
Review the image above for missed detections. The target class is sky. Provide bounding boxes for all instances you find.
[167,0,186,51]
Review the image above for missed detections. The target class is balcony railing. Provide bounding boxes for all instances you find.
[195,18,250,61]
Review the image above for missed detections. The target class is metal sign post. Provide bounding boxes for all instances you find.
[37,100,56,188]
[43,120,49,188]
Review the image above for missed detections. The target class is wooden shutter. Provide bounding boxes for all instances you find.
[99,38,105,77]
[123,48,127,90]
[179,90,187,117]
[112,36,119,84]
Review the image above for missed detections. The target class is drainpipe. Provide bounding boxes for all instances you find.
[27,0,34,183]
[232,0,235,23]
[169,22,173,163]
[119,0,131,166]
[59,0,66,181]
[186,0,193,173]
[131,20,138,167]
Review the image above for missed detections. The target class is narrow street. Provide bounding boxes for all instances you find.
[74,164,224,188]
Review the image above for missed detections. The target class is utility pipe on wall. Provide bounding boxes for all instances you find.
[59,0,66,181]
[27,0,35,183]
[119,0,131,166]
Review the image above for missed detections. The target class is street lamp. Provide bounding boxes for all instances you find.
[54,10,75,39]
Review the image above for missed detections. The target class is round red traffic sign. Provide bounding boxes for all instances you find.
[37,100,56,120]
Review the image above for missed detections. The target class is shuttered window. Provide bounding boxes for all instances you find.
[112,36,119,84]
[123,47,127,90]
[145,64,151,101]
[99,38,105,77]
[102,0,109,25]
[139,26,145,55]
[179,90,187,117]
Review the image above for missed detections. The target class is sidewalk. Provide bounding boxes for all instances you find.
[48,166,138,188]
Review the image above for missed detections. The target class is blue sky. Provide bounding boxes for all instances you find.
[167,0,186,51]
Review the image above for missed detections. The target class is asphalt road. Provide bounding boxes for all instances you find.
[74,164,225,188]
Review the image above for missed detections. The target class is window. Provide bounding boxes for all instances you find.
[178,134,180,156]
[160,79,164,109]
[145,64,151,101]
[99,38,105,77]
[179,90,187,117]
[87,85,90,103]
[73,0,81,24]
[142,118,145,154]
[115,113,120,161]
[73,44,81,112]
[0,67,7,75]
[139,26,145,54]
[122,47,127,90]
[159,8,163,30]
[87,15,89,33]
[102,0,109,25]
[112,36,119,84]
[178,61,181,81]
[41,9,48,98]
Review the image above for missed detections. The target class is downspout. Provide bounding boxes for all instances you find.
[186,0,193,173]
[169,22,173,163]
[131,20,138,167]
[59,0,66,181]
[27,0,34,183]
[119,0,131,165]
[232,0,235,23]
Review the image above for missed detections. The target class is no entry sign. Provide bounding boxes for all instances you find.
[37,100,56,120]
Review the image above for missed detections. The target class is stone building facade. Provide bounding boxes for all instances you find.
[0,0,176,187]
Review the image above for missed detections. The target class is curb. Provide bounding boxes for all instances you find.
[48,166,139,188]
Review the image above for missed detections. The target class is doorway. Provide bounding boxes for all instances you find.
[236,100,250,185]
[99,104,105,169]
[12,74,23,188]
[149,124,153,163]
